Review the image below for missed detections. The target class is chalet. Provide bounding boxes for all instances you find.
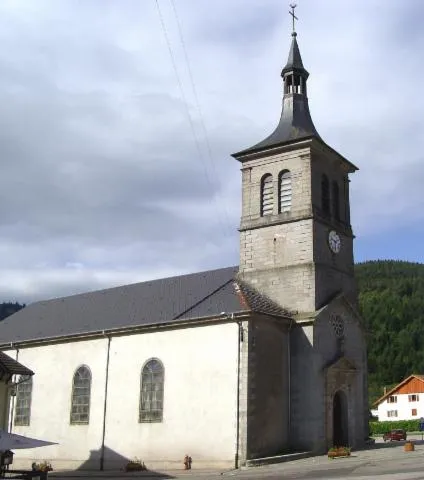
[374,375,424,421]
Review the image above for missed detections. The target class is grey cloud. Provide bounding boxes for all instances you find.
[0,0,421,303]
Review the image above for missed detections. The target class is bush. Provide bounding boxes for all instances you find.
[369,420,420,435]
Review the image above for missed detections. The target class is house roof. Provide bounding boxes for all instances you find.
[373,374,424,407]
[0,351,33,380]
[0,266,293,346]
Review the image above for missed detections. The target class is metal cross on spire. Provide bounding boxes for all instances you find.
[289,4,298,33]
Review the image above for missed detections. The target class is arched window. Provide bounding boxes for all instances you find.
[321,174,330,216]
[332,181,340,221]
[70,365,91,425]
[14,375,33,426]
[139,359,164,423]
[279,170,292,213]
[260,174,273,216]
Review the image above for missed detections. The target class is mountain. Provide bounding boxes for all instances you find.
[356,260,424,404]
[1,260,424,405]
[0,302,24,321]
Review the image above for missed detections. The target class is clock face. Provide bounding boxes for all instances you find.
[328,230,341,254]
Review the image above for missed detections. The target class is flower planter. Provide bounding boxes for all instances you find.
[328,447,351,459]
[404,441,415,452]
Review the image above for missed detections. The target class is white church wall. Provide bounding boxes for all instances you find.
[8,339,108,470]
[6,321,239,471]
[104,323,239,470]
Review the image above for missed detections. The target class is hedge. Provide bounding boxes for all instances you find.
[369,420,421,435]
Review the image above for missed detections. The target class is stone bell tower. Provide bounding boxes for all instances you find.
[232,21,359,315]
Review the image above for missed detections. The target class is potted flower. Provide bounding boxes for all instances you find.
[404,440,415,452]
[124,458,147,472]
[328,446,351,459]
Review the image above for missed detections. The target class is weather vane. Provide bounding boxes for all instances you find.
[289,4,298,33]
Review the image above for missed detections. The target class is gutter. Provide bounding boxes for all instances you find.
[0,312,252,350]
[100,332,111,471]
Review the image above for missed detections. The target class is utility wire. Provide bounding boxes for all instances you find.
[169,0,235,241]
[154,0,236,249]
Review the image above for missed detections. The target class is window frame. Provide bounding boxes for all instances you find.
[14,375,33,426]
[408,394,419,402]
[278,170,292,213]
[387,395,397,404]
[70,365,92,425]
[332,181,340,221]
[260,174,274,217]
[321,174,330,216]
[387,410,398,418]
[139,358,164,423]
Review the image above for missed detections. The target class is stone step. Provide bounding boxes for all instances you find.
[244,451,313,468]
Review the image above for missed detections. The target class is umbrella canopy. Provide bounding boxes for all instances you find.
[0,430,57,451]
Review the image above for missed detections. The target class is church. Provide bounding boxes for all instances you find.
[0,17,368,471]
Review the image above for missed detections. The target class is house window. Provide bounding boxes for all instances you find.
[388,395,397,403]
[409,394,419,402]
[278,170,292,213]
[321,174,330,216]
[261,174,273,216]
[387,410,398,418]
[412,409,418,416]
[70,365,91,425]
[140,359,164,423]
[332,181,340,221]
[14,375,33,426]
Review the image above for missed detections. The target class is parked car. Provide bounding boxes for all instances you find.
[383,429,407,442]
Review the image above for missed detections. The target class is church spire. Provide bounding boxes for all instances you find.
[232,4,320,159]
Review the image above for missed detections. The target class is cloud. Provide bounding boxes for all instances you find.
[0,0,422,303]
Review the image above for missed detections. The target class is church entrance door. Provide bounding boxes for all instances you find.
[333,390,348,446]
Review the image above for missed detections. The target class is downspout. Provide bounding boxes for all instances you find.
[287,319,294,443]
[8,343,19,433]
[235,319,243,469]
[100,332,111,471]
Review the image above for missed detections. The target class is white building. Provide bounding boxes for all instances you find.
[374,375,424,421]
[0,18,368,472]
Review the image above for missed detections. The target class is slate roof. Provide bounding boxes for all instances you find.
[0,351,33,380]
[0,266,292,346]
[281,32,308,76]
[232,33,321,158]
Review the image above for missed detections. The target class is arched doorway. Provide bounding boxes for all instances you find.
[333,390,348,446]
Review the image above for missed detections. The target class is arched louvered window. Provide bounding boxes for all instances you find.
[261,174,273,216]
[70,365,91,425]
[279,170,292,213]
[140,359,164,423]
[14,375,33,426]
[321,174,330,216]
[332,181,340,221]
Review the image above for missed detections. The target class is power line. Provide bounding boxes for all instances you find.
[154,0,236,249]
[169,0,235,241]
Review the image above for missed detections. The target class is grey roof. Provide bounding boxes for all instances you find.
[281,32,308,76]
[0,351,33,380]
[233,32,320,158]
[0,266,292,346]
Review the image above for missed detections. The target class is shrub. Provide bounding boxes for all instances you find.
[369,420,420,435]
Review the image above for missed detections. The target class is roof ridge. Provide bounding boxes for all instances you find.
[173,278,237,320]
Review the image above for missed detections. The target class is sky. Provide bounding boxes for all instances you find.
[0,0,423,303]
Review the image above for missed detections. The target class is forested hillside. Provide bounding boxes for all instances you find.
[0,302,24,321]
[356,260,424,404]
[1,260,423,405]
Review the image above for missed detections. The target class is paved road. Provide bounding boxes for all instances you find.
[50,438,424,480]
